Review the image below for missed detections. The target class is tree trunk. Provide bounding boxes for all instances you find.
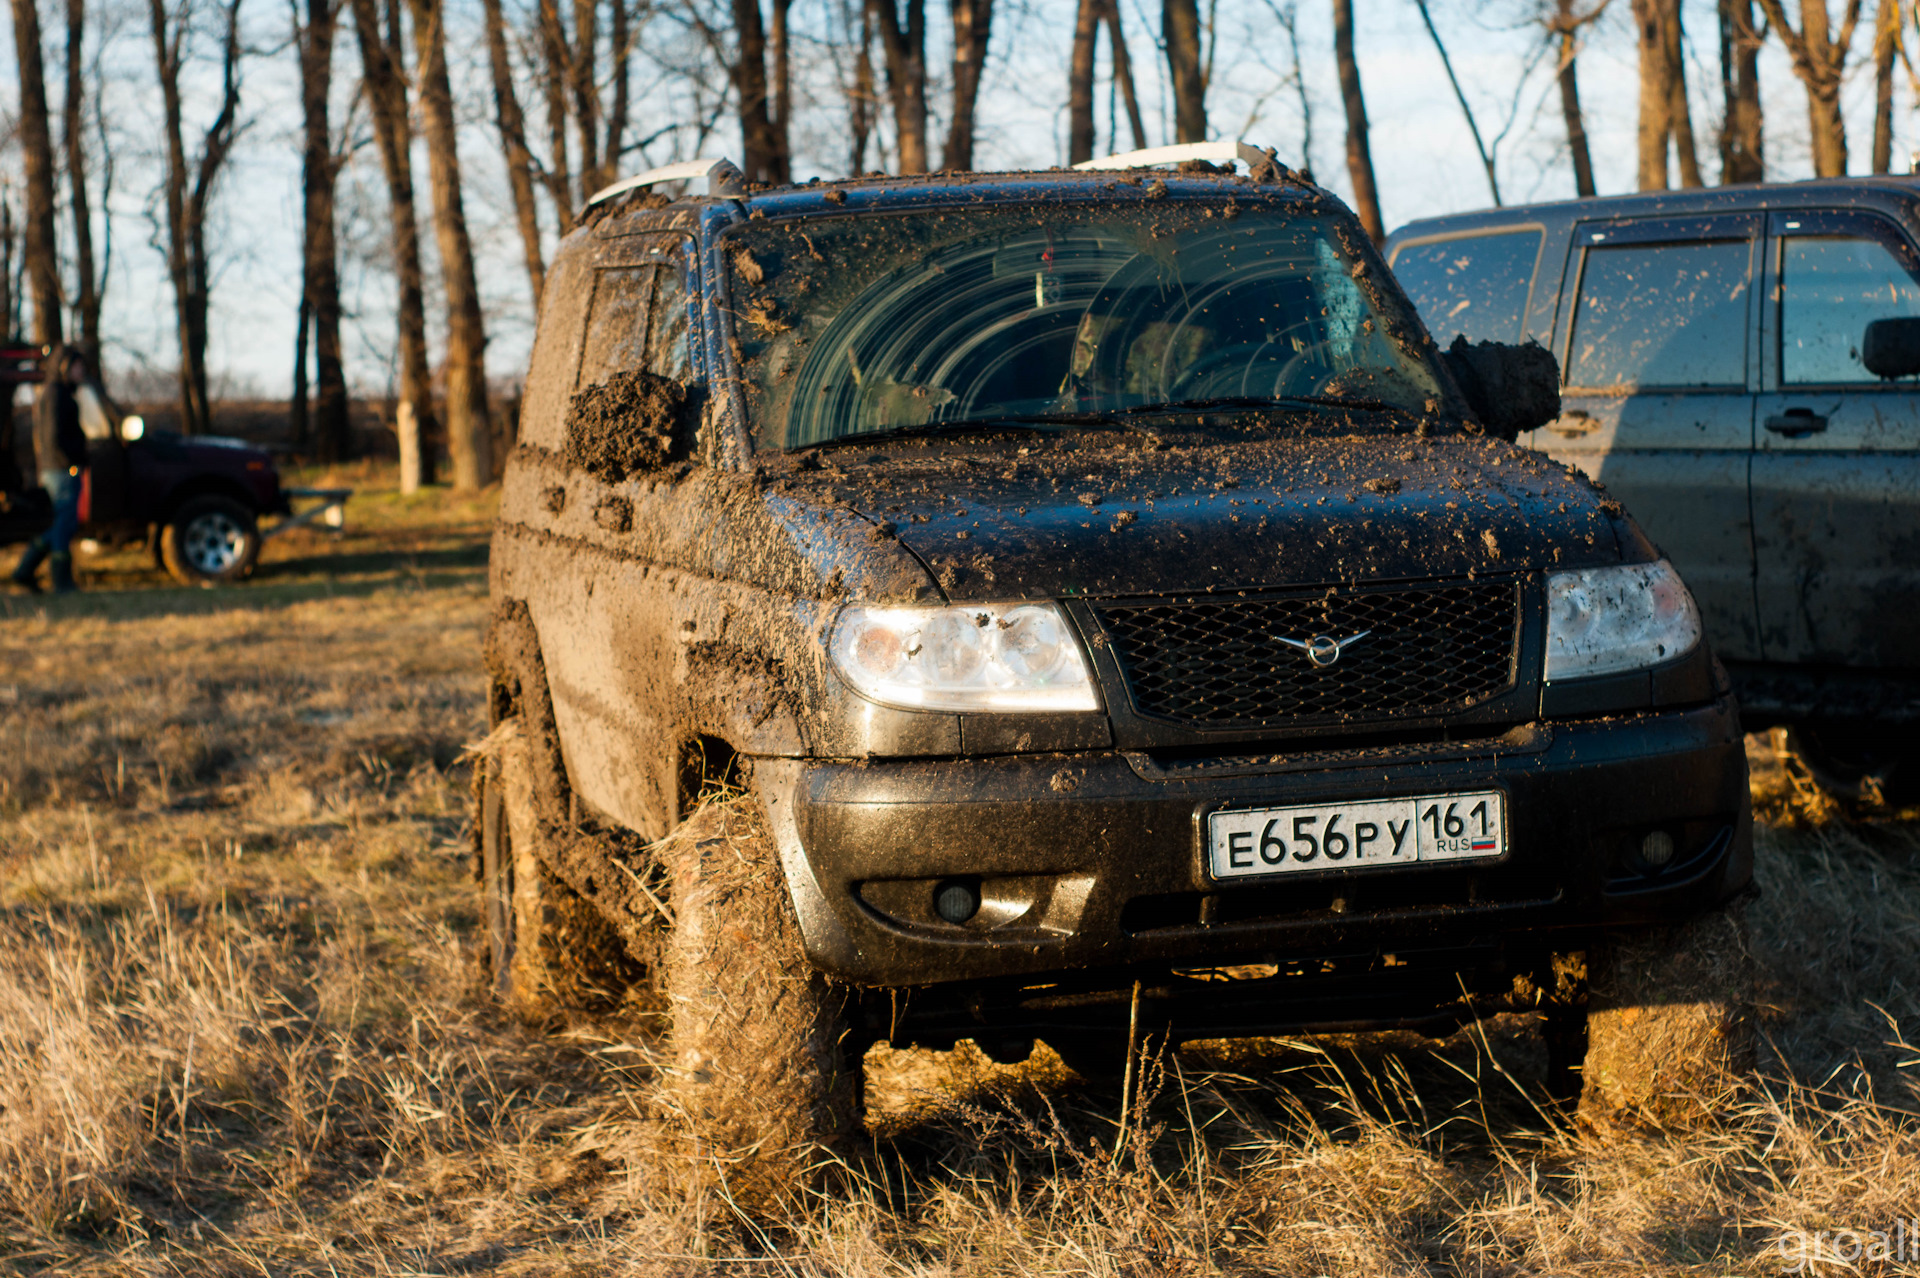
[1755,0,1860,179]
[348,0,435,489]
[1068,0,1100,164]
[1163,0,1206,143]
[942,0,992,168]
[607,0,629,180]
[772,0,792,173]
[1413,0,1500,203]
[298,0,349,462]
[1,197,16,342]
[1332,0,1383,242]
[733,0,786,182]
[847,0,876,173]
[408,0,492,491]
[539,0,576,227]
[870,0,928,172]
[1718,0,1764,183]
[1633,0,1700,187]
[11,0,62,346]
[570,0,599,199]
[1105,0,1147,150]
[1872,0,1898,172]
[1555,4,1597,196]
[63,0,96,351]
[482,0,546,308]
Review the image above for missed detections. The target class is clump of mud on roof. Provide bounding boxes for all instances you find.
[564,369,687,481]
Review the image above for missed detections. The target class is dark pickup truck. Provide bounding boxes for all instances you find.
[0,346,341,585]
[1390,180,1920,803]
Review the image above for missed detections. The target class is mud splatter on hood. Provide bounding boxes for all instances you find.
[766,432,1627,601]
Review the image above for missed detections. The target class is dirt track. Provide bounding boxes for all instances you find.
[4,466,1920,1275]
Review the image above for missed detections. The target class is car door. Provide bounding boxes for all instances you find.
[1752,209,1920,668]
[1538,215,1762,661]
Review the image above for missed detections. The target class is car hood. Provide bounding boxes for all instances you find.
[772,433,1626,601]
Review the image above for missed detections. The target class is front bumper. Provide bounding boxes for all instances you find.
[756,696,1751,996]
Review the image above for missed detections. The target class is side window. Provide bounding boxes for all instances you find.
[518,253,592,451]
[577,266,657,388]
[1780,226,1920,384]
[1389,229,1542,344]
[650,259,692,381]
[1566,240,1750,389]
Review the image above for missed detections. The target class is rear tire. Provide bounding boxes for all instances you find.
[1781,725,1920,809]
[661,794,866,1208]
[476,718,636,1022]
[160,495,260,585]
[1580,899,1756,1127]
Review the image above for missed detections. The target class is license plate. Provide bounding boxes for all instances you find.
[1207,790,1506,881]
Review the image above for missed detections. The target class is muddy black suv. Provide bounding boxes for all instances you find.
[483,143,1754,1179]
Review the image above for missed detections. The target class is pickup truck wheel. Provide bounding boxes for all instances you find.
[160,495,260,585]
[476,717,632,1023]
[1580,899,1756,1127]
[660,794,866,1207]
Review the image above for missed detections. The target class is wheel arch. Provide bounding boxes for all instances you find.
[158,476,265,524]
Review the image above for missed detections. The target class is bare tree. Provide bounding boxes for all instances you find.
[0,195,16,340]
[294,0,349,460]
[1633,0,1704,187]
[871,0,929,171]
[840,0,877,172]
[943,0,993,167]
[1164,0,1206,142]
[1332,0,1383,241]
[571,0,600,195]
[733,0,788,181]
[538,0,576,222]
[349,0,435,488]
[1068,0,1101,162]
[482,0,546,307]
[1718,0,1765,181]
[1545,0,1607,195]
[64,0,98,350]
[771,0,792,170]
[1412,0,1500,203]
[1871,0,1899,170]
[10,0,62,346]
[607,0,632,177]
[1105,0,1146,150]
[150,0,242,436]
[408,0,492,490]
[1753,0,1858,176]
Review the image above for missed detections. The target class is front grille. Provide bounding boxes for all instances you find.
[1091,580,1520,727]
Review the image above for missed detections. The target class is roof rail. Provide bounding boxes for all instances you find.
[585,157,747,207]
[1072,140,1271,173]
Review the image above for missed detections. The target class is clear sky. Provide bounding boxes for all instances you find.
[7,0,1911,401]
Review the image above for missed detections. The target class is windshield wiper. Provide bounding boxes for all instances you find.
[1121,394,1403,416]
[805,413,1106,449]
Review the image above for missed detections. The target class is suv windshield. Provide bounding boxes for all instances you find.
[725,202,1443,450]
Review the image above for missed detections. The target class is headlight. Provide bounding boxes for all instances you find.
[830,602,1101,711]
[120,414,144,441]
[1545,559,1702,681]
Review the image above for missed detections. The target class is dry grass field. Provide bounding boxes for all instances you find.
[4,463,1920,1275]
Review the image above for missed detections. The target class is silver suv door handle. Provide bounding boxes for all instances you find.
[1765,409,1827,437]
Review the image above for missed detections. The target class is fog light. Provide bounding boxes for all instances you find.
[934,879,979,924]
[1640,830,1676,869]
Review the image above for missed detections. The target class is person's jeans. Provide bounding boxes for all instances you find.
[38,467,79,555]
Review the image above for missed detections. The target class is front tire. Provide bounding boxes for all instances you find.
[1580,899,1756,1127]
[160,495,260,585]
[476,718,636,1022]
[660,794,866,1207]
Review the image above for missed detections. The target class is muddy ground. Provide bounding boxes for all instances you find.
[3,462,1920,1275]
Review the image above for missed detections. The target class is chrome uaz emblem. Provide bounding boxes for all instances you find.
[1276,629,1371,667]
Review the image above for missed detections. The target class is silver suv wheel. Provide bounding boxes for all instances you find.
[182,508,248,575]
[160,495,261,585]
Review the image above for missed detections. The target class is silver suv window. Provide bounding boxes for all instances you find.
[1567,240,1749,389]
[1390,229,1541,345]
[1780,227,1920,385]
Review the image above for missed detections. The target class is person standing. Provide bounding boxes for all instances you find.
[10,345,88,593]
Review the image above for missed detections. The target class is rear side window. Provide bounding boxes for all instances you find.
[576,241,695,388]
[1567,241,1750,389]
[1780,228,1920,384]
[1390,230,1542,344]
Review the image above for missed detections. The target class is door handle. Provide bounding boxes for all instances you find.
[1765,409,1827,437]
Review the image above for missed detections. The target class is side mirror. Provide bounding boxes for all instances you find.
[563,370,693,480]
[1440,336,1561,443]
[1862,317,1920,379]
